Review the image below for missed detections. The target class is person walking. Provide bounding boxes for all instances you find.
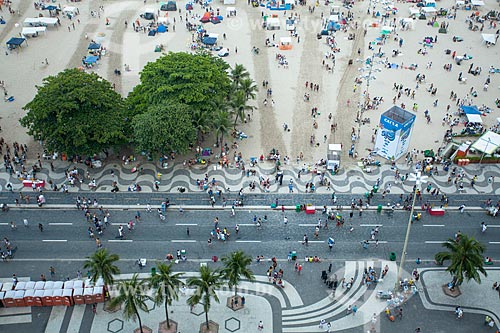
[38,223,44,232]
[258,321,264,331]
[49,266,55,279]
[23,219,29,228]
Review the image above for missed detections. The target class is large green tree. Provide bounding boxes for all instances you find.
[187,265,223,330]
[149,263,184,329]
[127,52,231,117]
[132,102,196,154]
[109,274,152,333]
[229,90,254,126]
[21,69,126,156]
[221,250,255,297]
[435,234,487,287]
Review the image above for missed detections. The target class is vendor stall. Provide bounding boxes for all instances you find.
[22,179,45,188]
[279,37,292,50]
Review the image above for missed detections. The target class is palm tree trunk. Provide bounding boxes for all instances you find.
[136,309,144,333]
[234,286,237,298]
[205,311,209,329]
[165,300,170,329]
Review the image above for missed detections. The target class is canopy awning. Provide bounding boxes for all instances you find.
[22,27,46,36]
[482,33,496,44]
[62,6,77,13]
[87,42,101,50]
[202,36,217,45]
[381,26,393,34]
[39,17,58,26]
[84,55,99,64]
[471,0,484,5]
[471,131,500,154]
[466,113,482,123]
[409,7,420,14]
[422,7,437,12]
[157,17,169,24]
[6,37,26,46]
[226,6,236,12]
[43,5,58,10]
[280,37,292,44]
[461,105,481,115]
[24,18,41,26]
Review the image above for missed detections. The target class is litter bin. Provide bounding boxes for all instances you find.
[291,251,297,261]
[271,203,277,209]
[377,205,382,213]
[390,252,396,261]
[373,185,378,193]
[295,205,301,212]
[151,267,156,276]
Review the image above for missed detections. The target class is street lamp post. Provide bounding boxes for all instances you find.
[396,171,426,290]
[479,138,492,164]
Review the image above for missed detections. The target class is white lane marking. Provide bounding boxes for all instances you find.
[42,240,68,242]
[176,223,198,226]
[0,223,8,226]
[489,242,500,244]
[238,224,256,226]
[49,223,73,226]
[297,241,325,243]
[360,224,383,227]
[367,240,388,244]
[108,240,133,242]
[299,224,317,226]
[425,241,444,244]
[171,240,197,243]
[487,225,500,228]
[235,240,262,243]
[423,224,445,227]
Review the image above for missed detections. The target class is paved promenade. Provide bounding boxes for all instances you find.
[0,160,499,195]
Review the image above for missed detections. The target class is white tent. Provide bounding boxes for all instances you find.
[226,6,236,15]
[422,7,437,13]
[471,131,500,154]
[408,7,420,15]
[402,18,415,29]
[224,0,235,4]
[482,33,496,45]
[21,27,46,36]
[39,17,58,26]
[329,14,339,22]
[266,17,280,30]
[471,0,484,5]
[280,37,292,44]
[23,18,41,27]
[466,113,482,123]
[208,33,219,38]
[62,6,77,15]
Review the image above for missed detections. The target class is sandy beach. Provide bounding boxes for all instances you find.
[0,0,499,169]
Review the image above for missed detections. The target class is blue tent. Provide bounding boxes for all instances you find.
[84,56,99,64]
[157,24,167,33]
[43,5,58,10]
[461,105,481,115]
[6,37,26,49]
[202,36,217,45]
[87,42,101,50]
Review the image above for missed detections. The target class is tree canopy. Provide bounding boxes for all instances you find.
[435,234,487,287]
[21,69,126,156]
[127,52,231,117]
[132,102,196,154]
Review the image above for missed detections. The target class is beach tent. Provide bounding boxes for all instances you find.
[408,7,420,15]
[424,0,436,7]
[226,7,236,16]
[279,36,292,50]
[471,0,484,5]
[224,0,236,4]
[482,33,496,45]
[62,6,77,15]
[24,18,41,27]
[266,17,280,30]
[87,42,101,50]
[202,36,217,45]
[6,37,27,49]
[461,105,481,115]
[200,12,211,23]
[381,26,393,34]
[84,56,99,64]
[21,27,46,37]
[402,18,414,29]
[329,14,339,22]
[466,114,482,123]
[471,131,500,154]
[286,19,295,31]
[39,17,58,26]
[421,7,437,13]
[42,5,58,11]
[186,2,194,10]
[157,24,167,33]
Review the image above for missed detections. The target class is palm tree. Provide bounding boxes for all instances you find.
[229,90,254,127]
[187,265,223,330]
[239,78,258,101]
[435,234,487,287]
[213,110,231,154]
[149,263,184,329]
[83,248,120,297]
[109,274,152,333]
[221,250,255,298]
[192,109,211,144]
[229,64,250,89]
